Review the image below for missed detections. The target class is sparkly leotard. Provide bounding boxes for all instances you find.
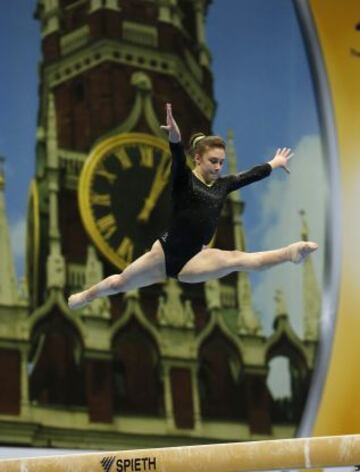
[158,141,272,278]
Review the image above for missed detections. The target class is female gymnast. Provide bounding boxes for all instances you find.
[68,103,318,309]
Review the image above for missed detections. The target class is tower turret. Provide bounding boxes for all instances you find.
[0,158,19,306]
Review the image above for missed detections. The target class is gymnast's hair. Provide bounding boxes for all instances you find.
[188,132,226,159]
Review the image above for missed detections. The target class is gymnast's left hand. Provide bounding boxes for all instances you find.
[160,103,181,143]
[268,147,294,174]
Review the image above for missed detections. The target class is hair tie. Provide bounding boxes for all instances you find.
[192,135,206,148]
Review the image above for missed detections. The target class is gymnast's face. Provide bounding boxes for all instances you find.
[194,147,225,183]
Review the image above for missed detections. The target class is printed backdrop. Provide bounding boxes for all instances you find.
[307,0,360,434]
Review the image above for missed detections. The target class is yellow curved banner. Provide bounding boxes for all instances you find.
[308,0,360,434]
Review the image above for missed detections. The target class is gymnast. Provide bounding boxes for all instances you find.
[68,103,318,309]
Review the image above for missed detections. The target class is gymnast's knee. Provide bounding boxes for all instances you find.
[107,274,126,293]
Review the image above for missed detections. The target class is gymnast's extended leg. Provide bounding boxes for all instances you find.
[68,241,166,309]
[177,241,318,284]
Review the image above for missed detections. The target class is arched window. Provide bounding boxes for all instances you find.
[198,328,243,420]
[29,310,85,407]
[267,342,310,423]
[112,319,162,416]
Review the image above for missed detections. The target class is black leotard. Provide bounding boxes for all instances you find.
[158,141,272,278]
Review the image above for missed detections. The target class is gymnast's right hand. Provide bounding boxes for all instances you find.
[160,103,181,143]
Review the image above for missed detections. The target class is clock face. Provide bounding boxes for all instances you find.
[79,133,172,270]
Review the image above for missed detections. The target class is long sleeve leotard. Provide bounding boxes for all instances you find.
[158,141,272,278]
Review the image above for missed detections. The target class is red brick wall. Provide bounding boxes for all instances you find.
[0,349,21,415]
[86,359,114,423]
[89,9,122,40]
[245,375,272,435]
[29,312,85,407]
[170,367,194,429]
[198,329,243,420]
[113,320,162,416]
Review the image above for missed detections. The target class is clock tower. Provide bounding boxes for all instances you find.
[31,0,215,305]
[27,0,225,437]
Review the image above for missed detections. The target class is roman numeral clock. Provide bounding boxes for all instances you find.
[79,133,172,270]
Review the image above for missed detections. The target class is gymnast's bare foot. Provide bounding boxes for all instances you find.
[287,241,319,264]
[68,291,91,310]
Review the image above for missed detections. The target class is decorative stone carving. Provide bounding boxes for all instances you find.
[157,279,194,328]
[82,246,110,318]
[204,279,221,311]
[275,289,287,319]
[47,247,65,289]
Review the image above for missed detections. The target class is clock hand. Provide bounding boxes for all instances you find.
[116,236,134,265]
[137,151,171,223]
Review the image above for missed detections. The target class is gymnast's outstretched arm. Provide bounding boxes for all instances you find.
[226,147,294,192]
[160,102,181,143]
[160,103,189,185]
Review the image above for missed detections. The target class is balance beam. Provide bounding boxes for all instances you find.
[1,434,360,472]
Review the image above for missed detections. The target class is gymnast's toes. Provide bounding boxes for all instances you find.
[287,241,319,264]
[68,293,88,310]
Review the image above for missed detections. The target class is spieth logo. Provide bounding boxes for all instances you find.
[100,456,157,472]
[100,456,116,472]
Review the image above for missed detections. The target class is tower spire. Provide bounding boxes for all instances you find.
[227,130,262,335]
[0,157,19,305]
[46,93,65,290]
[300,210,321,340]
